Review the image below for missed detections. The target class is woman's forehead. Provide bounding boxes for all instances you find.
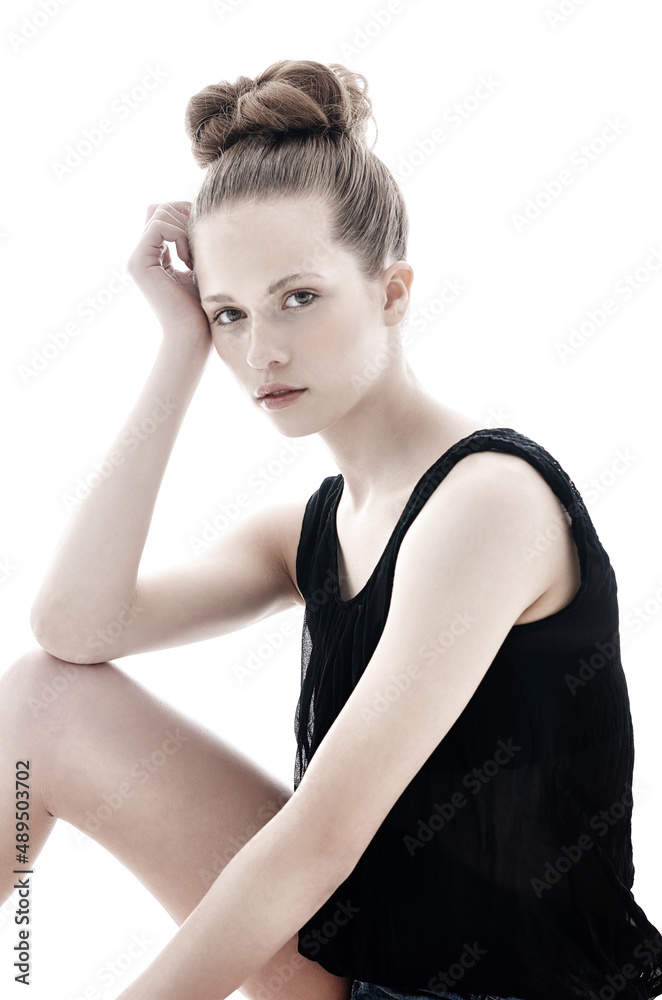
[195,193,333,230]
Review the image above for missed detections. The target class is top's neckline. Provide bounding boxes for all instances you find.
[330,427,505,607]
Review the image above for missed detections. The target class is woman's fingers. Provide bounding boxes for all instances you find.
[142,204,194,265]
[143,200,192,226]
[133,217,193,272]
[125,202,210,340]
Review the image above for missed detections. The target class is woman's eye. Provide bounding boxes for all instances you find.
[284,290,317,308]
[212,290,317,327]
[213,307,244,326]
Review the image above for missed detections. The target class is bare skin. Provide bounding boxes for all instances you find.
[0,650,351,1000]
[1,195,581,999]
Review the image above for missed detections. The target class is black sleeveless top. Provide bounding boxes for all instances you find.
[293,428,662,1000]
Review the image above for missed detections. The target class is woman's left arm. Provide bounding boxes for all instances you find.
[117,453,561,1000]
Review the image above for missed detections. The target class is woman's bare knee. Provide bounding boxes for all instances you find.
[1,649,350,999]
[0,648,83,902]
[2,646,293,923]
[1,647,110,742]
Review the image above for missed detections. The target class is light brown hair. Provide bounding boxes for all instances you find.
[184,59,409,281]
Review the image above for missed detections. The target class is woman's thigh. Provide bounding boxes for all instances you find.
[2,648,292,921]
[0,648,353,1000]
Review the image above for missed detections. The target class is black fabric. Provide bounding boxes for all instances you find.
[293,427,662,1000]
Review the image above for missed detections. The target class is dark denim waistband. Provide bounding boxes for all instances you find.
[350,981,529,1000]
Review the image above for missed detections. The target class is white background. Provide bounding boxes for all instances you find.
[1,0,661,997]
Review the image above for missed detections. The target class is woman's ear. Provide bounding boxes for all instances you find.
[382,261,414,327]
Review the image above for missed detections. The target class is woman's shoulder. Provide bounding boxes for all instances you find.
[403,426,587,626]
[441,427,564,494]
[432,425,582,508]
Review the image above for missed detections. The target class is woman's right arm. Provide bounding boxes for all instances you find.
[30,203,304,665]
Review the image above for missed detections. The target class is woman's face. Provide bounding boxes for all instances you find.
[192,195,408,437]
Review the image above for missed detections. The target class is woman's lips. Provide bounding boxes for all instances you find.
[259,388,307,410]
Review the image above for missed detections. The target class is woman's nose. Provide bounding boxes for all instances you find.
[244,317,291,369]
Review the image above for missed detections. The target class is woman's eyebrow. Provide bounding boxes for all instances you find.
[202,271,326,305]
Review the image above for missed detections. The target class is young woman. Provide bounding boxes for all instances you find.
[1,59,660,1000]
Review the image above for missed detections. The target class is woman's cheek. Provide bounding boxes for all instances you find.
[211,331,238,361]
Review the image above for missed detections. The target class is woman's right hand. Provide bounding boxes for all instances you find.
[127,201,212,353]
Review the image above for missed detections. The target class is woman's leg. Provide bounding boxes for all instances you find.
[0,648,352,1000]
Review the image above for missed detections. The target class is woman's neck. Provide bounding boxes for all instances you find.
[317,362,482,514]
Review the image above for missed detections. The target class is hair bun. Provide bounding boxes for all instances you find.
[185,59,374,167]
